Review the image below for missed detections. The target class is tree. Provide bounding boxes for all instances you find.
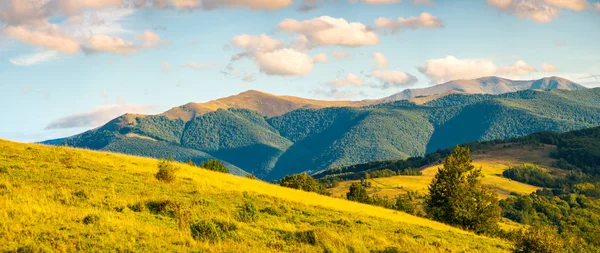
[424,146,501,234]
[346,183,369,203]
[279,173,328,195]
[199,160,229,173]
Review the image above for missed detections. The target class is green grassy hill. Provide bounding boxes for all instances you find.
[45,88,600,181]
[0,139,510,252]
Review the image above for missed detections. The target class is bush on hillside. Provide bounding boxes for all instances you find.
[346,183,369,204]
[237,201,258,222]
[279,173,328,195]
[513,227,564,253]
[199,159,229,173]
[425,146,501,234]
[155,158,179,183]
[503,164,557,188]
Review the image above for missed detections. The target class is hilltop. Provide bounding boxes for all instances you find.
[0,139,510,252]
[380,76,585,101]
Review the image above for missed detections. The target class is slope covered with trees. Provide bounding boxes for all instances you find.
[45,88,600,181]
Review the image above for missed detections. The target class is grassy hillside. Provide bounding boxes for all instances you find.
[328,144,557,199]
[0,139,511,252]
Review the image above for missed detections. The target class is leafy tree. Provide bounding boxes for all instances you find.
[513,226,564,253]
[424,146,501,234]
[503,164,557,188]
[279,173,328,195]
[346,183,369,203]
[199,160,229,173]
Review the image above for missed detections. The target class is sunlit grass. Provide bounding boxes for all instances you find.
[0,139,511,252]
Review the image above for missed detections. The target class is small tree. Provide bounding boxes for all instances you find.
[279,173,328,195]
[199,160,229,173]
[156,158,179,183]
[513,226,564,253]
[424,146,501,234]
[346,183,369,203]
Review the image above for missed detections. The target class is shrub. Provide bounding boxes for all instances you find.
[294,230,318,245]
[513,227,564,253]
[279,173,328,195]
[199,160,229,173]
[128,202,146,212]
[247,174,257,180]
[260,206,284,216]
[190,220,221,241]
[155,159,179,183]
[346,183,369,203]
[146,199,180,217]
[237,201,258,222]
[82,214,100,225]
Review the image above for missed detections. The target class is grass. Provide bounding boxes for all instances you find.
[0,139,511,252]
[329,144,560,199]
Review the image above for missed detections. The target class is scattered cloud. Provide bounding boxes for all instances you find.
[488,0,590,23]
[327,73,364,87]
[373,70,418,88]
[278,16,379,47]
[311,88,359,99]
[9,50,58,66]
[331,51,352,59]
[231,34,283,55]
[137,30,169,48]
[297,0,329,11]
[85,34,139,55]
[254,48,315,76]
[500,60,536,77]
[541,63,559,72]
[413,0,434,5]
[375,12,444,32]
[3,23,81,54]
[417,56,498,83]
[373,52,388,70]
[313,53,328,63]
[45,104,155,130]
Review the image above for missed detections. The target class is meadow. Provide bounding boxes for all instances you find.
[0,139,511,252]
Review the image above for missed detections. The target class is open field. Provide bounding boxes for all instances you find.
[329,144,561,199]
[0,139,511,252]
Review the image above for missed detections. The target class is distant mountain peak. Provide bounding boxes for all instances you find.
[381,76,583,102]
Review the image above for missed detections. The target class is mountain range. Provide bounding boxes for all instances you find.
[44,76,598,180]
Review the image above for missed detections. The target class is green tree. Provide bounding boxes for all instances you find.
[199,160,229,173]
[346,183,369,203]
[424,146,501,234]
[279,173,328,195]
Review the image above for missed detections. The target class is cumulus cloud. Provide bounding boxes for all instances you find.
[313,53,328,63]
[373,52,388,70]
[500,60,536,77]
[375,12,444,31]
[137,30,169,48]
[231,34,283,54]
[417,56,498,83]
[488,0,589,23]
[9,50,58,66]
[131,0,293,10]
[85,34,139,54]
[278,16,379,47]
[311,88,359,99]
[373,70,418,88]
[45,104,154,129]
[541,63,559,72]
[331,51,352,59]
[327,73,364,87]
[3,23,81,54]
[255,48,315,76]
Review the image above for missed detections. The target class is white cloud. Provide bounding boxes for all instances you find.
[487,0,590,23]
[255,48,314,76]
[231,34,283,53]
[9,50,58,66]
[373,70,418,88]
[278,16,379,47]
[331,51,352,59]
[328,73,364,87]
[541,63,559,72]
[417,56,498,83]
[137,30,169,48]
[313,53,328,63]
[501,60,536,77]
[134,0,293,10]
[45,104,155,129]
[375,12,444,31]
[85,34,139,54]
[373,52,388,70]
[3,23,81,54]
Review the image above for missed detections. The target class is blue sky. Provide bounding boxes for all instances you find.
[1,0,599,142]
